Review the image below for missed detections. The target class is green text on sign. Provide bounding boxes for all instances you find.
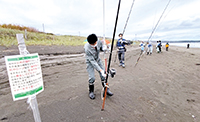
[7,55,38,62]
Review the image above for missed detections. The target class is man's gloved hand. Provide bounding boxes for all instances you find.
[100,69,106,78]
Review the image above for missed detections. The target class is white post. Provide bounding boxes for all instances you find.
[135,34,137,41]
[16,34,42,122]
[103,0,105,44]
[42,24,45,33]
[16,34,29,55]
[25,29,27,40]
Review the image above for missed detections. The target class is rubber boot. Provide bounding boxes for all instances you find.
[102,82,113,96]
[106,88,113,96]
[89,85,95,99]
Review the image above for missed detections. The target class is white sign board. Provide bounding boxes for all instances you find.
[5,53,44,101]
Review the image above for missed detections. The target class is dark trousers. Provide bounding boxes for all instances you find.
[118,50,125,64]
[159,46,161,52]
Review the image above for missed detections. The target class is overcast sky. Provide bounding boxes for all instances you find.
[0,0,200,41]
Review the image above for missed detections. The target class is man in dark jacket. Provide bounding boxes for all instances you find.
[116,33,128,68]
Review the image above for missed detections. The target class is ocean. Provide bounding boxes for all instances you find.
[166,42,200,48]
[152,41,200,48]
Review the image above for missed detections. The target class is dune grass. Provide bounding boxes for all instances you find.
[0,27,87,47]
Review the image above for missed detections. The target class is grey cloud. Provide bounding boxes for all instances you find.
[157,17,200,32]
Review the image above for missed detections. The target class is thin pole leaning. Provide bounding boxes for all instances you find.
[122,0,135,35]
[147,0,172,42]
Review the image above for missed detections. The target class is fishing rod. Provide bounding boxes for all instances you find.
[135,0,172,67]
[101,0,121,111]
[147,0,172,42]
[134,50,145,67]
[122,0,135,35]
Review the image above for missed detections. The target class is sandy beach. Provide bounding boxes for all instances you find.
[0,44,200,122]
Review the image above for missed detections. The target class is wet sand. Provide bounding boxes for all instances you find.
[0,45,200,122]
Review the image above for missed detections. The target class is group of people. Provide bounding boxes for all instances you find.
[139,40,170,55]
[84,33,171,100]
[139,41,153,55]
[157,41,170,52]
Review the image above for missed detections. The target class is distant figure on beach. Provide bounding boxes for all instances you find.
[139,41,145,55]
[146,42,153,55]
[187,43,190,49]
[156,41,160,53]
[159,40,162,52]
[84,34,113,99]
[116,33,128,68]
[156,40,162,53]
[165,42,169,51]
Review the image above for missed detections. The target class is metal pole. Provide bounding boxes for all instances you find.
[25,29,27,40]
[27,95,42,122]
[16,34,42,122]
[103,0,105,43]
[103,0,107,74]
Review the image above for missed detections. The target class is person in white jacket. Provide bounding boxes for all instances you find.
[139,41,145,55]
[147,42,153,55]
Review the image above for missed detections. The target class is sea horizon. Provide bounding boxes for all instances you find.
[150,40,200,48]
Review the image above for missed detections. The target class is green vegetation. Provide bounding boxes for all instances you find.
[0,26,87,47]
